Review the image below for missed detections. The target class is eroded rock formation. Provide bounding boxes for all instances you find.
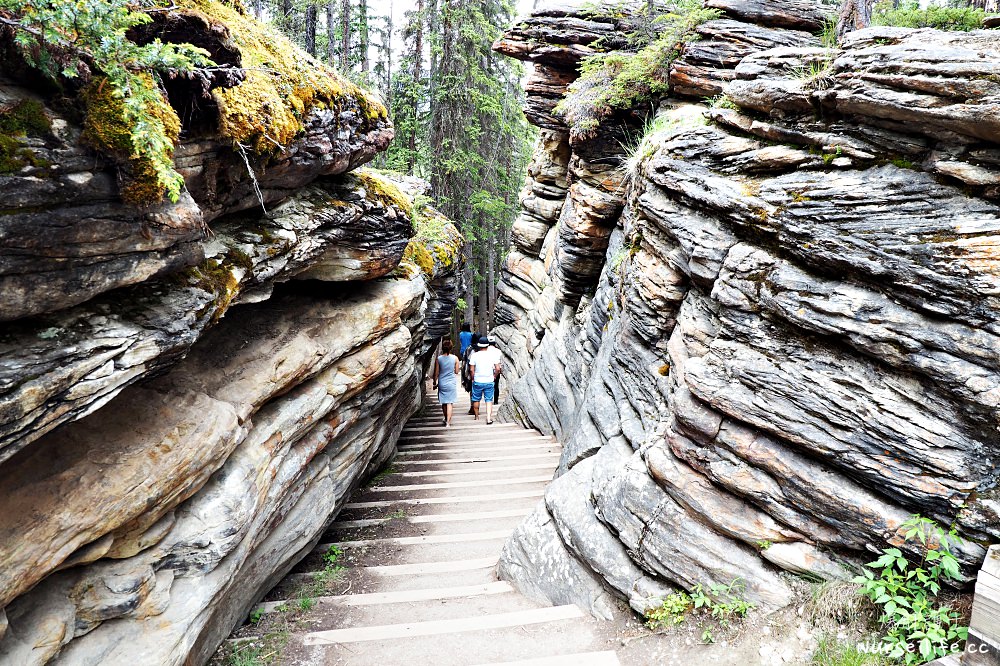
[493,0,1000,618]
[0,3,462,663]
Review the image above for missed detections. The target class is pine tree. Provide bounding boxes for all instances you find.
[263,0,534,332]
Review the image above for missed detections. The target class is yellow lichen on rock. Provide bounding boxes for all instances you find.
[81,75,182,206]
[355,169,414,215]
[175,0,388,154]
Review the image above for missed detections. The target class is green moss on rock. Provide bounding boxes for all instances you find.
[81,75,182,206]
[177,0,388,154]
[0,99,52,137]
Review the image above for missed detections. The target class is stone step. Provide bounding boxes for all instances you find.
[286,609,602,666]
[337,495,541,521]
[254,581,516,615]
[399,430,529,443]
[471,652,623,666]
[290,588,546,633]
[317,529,513,552]
[402,423,525,433]
[395,452,561,466]
[387,462,559,479]
[343,489,545,509]
[234,408,620,666]
[300,605,586,645]
[397,436,554,450]
[330,508,533,529]
[363,476,551,497]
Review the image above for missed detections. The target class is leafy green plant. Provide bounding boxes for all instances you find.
[853,515,968,664]
[757,540,773,551]
[692,579,755,625]
[646,590,693,628]
[298,596,315,611]
[709,94,739,111]
[0,0,214,203]
[555,4,721,139]
[873,1,985,31]
[645,578,755,632]
[248,608,264,624]
[322,545,344,568]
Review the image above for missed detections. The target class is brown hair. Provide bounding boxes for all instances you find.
[442,339,453,354]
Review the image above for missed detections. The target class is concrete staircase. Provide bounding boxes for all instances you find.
[245,392,622,665]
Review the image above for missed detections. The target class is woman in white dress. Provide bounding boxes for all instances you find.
[432,339,460,427]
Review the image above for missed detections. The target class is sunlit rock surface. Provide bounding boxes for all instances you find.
[0,6,462,663]
[493,0,999,617]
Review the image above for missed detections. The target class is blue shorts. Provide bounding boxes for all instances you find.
[471,381,495,403]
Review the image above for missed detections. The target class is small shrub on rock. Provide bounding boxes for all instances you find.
[873,1,986,31]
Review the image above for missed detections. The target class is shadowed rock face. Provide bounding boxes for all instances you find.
[0,9,463,663]
[492,0,1000,618]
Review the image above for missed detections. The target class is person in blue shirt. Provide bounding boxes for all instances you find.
[458,323,473,358]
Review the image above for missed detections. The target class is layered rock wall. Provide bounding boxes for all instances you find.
[0,5,461,664]
[493,0,1000,618]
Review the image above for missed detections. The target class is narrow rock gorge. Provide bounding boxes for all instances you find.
[493,0,1000,624]
[0,2,462,663]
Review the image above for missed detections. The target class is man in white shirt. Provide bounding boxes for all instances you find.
[469,337,502,424]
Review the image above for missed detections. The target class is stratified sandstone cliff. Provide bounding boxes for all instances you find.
[493,0,1000,620]
[0,4,462,664]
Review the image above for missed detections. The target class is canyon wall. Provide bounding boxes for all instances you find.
[493,0,1000,620]
[0,3,462,663]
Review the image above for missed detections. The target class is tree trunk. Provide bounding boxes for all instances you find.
[477,272,489,334]
[836,0,874,40]
[341,0,351,72]
[359,0,370,79]
[487,231,496,328]
[305,3,317,57]
[327,1,336,65]
[252,0,262,20]
[282,0,294,40]
[463,246,475,328]
[408,0,424,172]
[428,0,440,103]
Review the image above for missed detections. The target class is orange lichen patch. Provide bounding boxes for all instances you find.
[951,235,1000,277]
[174,0,388,154]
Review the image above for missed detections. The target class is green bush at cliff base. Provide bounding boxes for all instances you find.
[853,515,968,664]
[554,4,721,140]
[645,578,755,636]
[873,1,985,31]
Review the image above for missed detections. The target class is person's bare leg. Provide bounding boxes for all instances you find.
[472,400,480,420]
[440,403,447,424]
[486,400,494,424]
[449,404,455,425]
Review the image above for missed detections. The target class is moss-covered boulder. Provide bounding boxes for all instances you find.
[0,0,393,322]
